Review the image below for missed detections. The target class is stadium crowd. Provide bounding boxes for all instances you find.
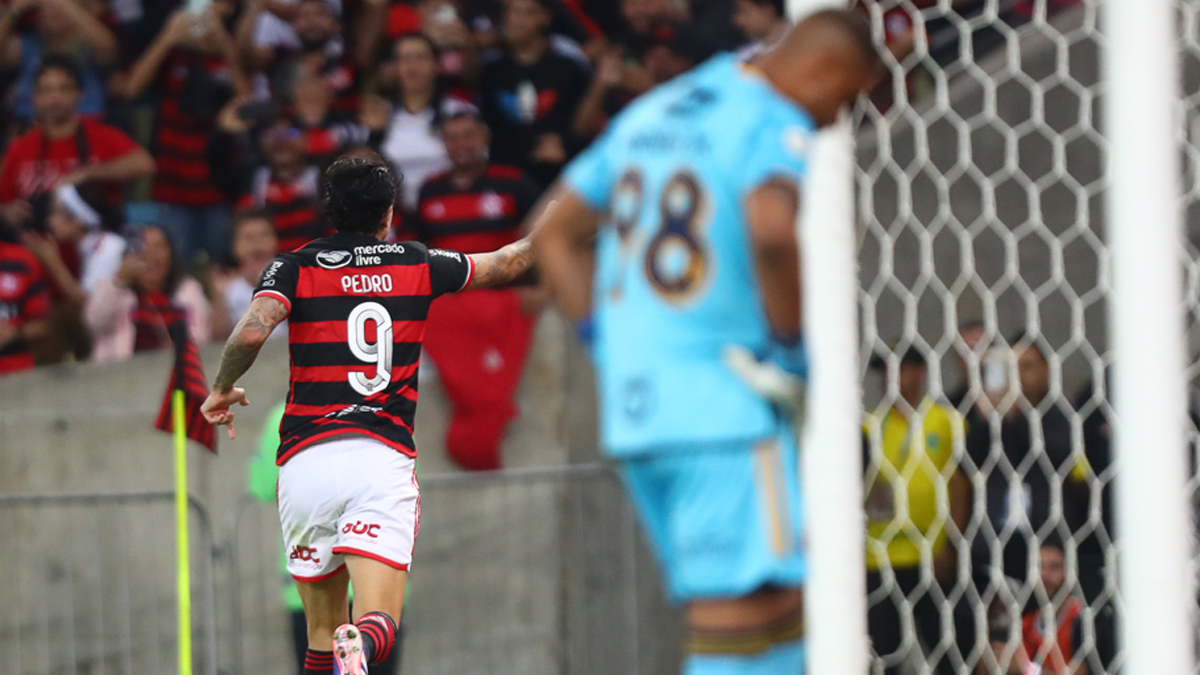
[0,0,1095,672]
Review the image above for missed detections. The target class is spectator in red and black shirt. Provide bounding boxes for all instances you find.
[117,4,251,266]
[241,0,362,114]
[238,114,325,253]
[476,0,590,187]
[0,56,154,230]
[0,239,51,375]
[414,111,542,471]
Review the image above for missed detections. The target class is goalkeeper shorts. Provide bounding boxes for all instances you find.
[278,436,420,582]
[618,431,806,603]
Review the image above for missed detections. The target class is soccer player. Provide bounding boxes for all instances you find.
[200,157,535,675]
[534,10,878,675]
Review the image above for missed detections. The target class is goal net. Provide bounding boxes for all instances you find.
[852,2,1196,673]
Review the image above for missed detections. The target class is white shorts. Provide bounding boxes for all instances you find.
[278,437,420,582]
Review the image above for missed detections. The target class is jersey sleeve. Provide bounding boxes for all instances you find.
[427,246,473,297]
[561,127,619,211]
[738,111,812,195]
[253,254,300,314]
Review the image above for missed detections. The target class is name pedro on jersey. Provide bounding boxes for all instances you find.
[342,273,393,294]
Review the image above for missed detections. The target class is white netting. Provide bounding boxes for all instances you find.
[849,2,1174,673]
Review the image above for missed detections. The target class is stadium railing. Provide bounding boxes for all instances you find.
[0,463,658,675]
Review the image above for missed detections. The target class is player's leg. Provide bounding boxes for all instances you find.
[295,568,352,675]
[333,555,408,668]
[327,440,420,673]
[278,446,355,675]
[627,434,807,674]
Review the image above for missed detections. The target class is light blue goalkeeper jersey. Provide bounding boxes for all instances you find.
[562,53,815,456]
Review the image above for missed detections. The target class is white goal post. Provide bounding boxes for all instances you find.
[786,2,869,675]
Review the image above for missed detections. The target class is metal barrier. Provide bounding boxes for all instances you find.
[0,492,219,675]
[224,463,648,675]
[0,465,659,675]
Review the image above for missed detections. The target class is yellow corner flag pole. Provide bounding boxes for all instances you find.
[173,388,193,675]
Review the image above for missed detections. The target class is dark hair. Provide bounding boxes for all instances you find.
[744,0,786,17]
[1010,331,1049,363]
[1040,534,1065,554]
[392,32,449,125]
[35,54,83,90]
[231,207,275,238]
[322,157,400,235]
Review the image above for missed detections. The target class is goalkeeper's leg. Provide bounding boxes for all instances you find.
[685,589,806,675]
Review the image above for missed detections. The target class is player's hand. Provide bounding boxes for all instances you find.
[723,344,806,419]
[201,387,250,439]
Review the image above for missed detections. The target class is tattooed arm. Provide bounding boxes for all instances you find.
[200,295,290,439]
[466,237,537,290]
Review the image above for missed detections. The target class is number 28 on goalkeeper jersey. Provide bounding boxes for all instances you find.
[562,53,815,456]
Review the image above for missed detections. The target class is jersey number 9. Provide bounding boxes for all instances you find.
[348,301,393,396]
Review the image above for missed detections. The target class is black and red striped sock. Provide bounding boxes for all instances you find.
[356,611,397,664]
[303,648,334,675]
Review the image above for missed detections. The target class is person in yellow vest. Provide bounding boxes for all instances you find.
[863,347,970,675]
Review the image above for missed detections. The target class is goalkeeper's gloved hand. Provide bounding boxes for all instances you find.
[723,333,807,419]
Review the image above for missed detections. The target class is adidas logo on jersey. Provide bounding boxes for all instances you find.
[316,250,353,269]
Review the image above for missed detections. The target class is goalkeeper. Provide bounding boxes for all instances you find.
[535,10,877,675]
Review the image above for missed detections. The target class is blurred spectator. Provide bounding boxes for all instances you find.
[85,224,210,361]
[117,4,250,266]
[210,208,286,341]
[1021,539,1088,675]
[0,0,118,125]
[988,539,1088,675]
[948,318,986,409]
[379,33,469,213]
[573,25,699,138]
[966,335,1076,586]
[460,0,604,62]
[733,0,787,58]
[239,0,363,113]
[1069,373,1111,604]
[19,184,124,360]
[0,56,154,228]
[477,0,590,187]
[864,347,968,675]
[414,110,541,471]
[291,69,379,166]
[235,113,325,252]
[0,236,50,375]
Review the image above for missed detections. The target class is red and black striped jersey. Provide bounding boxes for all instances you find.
[254,232,474,465]
[0,242,51,375]
[151,50,233,207]
[413,165,540,253]
[240,166,326,252]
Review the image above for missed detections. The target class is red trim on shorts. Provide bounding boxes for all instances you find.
[332,547,410,571]
[292,563,347,583]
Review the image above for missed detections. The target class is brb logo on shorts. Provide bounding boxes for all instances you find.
[343,521,381,538]
[290,546,321,563]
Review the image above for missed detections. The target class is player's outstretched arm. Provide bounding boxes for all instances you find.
[466,237,536,290]
[201,295,289,439]
[528,186,600,323]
